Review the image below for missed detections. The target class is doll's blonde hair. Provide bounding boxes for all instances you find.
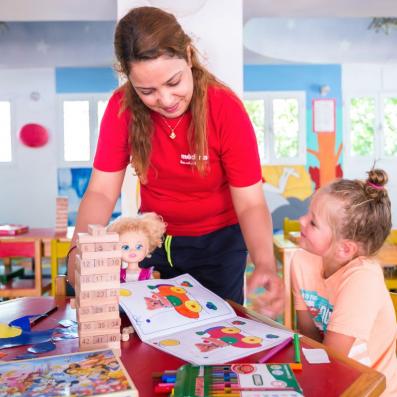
[107,212,166,253]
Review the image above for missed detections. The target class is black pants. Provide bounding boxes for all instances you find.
[140,224,248,304]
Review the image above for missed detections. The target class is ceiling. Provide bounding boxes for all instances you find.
[1,0,397,67]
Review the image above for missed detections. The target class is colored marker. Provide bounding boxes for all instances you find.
[258,336,293,363]
[154,383,174,394]
[294,333,301,364]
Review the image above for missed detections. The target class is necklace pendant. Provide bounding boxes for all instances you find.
[169,131,176,139]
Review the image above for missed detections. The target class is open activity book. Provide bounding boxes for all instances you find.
[119,274,292,365]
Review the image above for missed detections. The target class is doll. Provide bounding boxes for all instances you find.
[107,212,166,283]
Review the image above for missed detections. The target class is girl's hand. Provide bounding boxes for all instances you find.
[246,268,284,319]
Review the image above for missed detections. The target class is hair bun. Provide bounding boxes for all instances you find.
[365,168,388,200]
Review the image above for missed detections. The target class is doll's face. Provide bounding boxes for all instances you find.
[120,231,149,264]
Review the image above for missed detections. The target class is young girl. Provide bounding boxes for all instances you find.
[291,169,397,396]
[107,213,166,282]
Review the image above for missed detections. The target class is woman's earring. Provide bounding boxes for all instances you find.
[146,254,152,258]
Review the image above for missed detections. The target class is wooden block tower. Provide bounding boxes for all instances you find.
[73,224,122,353]
[55,196,68,234]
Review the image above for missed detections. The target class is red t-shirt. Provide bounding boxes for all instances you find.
[94,85,262,236]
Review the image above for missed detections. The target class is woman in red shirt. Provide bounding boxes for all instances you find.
[68,6,282,315]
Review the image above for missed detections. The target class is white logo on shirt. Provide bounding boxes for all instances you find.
[180,153,209,165]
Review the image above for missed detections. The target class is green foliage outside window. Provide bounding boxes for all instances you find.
[350,97,375,156]
[273,99,299,158]
[384,97,397,156]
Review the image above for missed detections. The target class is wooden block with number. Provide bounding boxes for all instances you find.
[78,318,121,334]
[78,232,119,244]
[79,340,121,354]
[78,243,97,252]
[75,296,119,308]
[75,289,119,306]
[75,277,119,292]
[80,250,122,260]
[79,324,121,337]
[76,272,119,284]
[75,255,121,275]
[77,308,120,322]
[95,242,122,251]
[76,301,119,316]
[88,224,106,236]
[79,332,121,347]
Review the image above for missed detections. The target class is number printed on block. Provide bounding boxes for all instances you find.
[80,333,121,345]
[79,273,119,284]
[76,289,119,300]
[77,303,119,316]
[95,242,122,251]
[79,318,121,332]
[76,256,120,275]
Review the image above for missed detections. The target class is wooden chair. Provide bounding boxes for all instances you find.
[50,239,71,296]
[283,217,300,238]
[55,274,68,297]
[0,239,51,298]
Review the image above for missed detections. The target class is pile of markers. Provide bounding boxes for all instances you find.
[153,369,177,394]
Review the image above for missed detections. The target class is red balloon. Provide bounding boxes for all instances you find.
[19,123,49,148]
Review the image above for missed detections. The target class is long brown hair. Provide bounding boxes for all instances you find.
[320,169,391,256]
[114,6,226,181]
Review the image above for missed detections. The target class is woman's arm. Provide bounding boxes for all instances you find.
[296,309,323,342]
[67,168,126,287]
[230,181,284,318]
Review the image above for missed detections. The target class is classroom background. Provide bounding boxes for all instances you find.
[1,0,397,308]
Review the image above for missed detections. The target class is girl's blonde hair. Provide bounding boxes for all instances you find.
[319,168,391,256]
[107,212,166,253]
[114,6,228,181]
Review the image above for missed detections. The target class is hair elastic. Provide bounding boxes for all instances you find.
[367,181,384,190]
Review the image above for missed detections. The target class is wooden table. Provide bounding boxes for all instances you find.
[0,297,385,397]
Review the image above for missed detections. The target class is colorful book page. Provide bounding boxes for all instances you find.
[119,274,236,340]
[146,316,292,365]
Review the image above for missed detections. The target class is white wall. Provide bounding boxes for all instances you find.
[0,69,58,227]
[342,63,397,226]
[0,1,244,225]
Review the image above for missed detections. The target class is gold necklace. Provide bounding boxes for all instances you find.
[161,114,185,139]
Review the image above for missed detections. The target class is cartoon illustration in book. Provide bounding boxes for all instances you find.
[145,282,203,319]
[0,350,135,397]
[195,326,263,352]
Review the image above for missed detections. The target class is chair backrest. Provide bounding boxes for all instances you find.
[283,217,300,237]
[0,239,47,297]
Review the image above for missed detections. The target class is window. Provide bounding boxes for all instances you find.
[0,101,12,162]
[244,91,306,164]
[346,93,397,159]
[58,95,109,165]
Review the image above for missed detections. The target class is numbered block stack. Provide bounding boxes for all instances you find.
[73,224,122,353]
[55,196,68,234]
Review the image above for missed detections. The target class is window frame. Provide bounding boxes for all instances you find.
[0,98,15,166]
[244,90,306,165]
[344,91,397,162]
[57,93,110,167]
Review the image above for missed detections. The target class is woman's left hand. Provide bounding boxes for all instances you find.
[246,267,284,319]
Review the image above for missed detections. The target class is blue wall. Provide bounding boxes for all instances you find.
[55,67,117,93]
[244,64,343,169]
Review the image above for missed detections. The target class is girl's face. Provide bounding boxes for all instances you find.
[129,55,194,118]
[120,231,149,264]
[299,192,337,258]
